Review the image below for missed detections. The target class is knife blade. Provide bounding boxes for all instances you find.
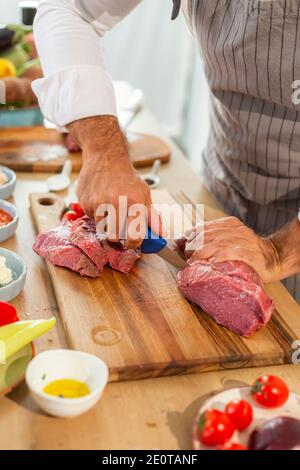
[156,245,189,270]
[141,228,188,270]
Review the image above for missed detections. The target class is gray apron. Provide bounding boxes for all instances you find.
[184,0,300,302]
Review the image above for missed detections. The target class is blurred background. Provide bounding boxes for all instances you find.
[0,0,210,171]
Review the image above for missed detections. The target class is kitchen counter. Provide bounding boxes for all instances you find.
[0,109,300,450]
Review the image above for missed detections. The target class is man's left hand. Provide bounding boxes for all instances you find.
[184,216,282,283]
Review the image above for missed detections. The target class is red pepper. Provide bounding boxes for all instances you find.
[0,301,19,327]
[69,203,85,218]
[63,210,79,222]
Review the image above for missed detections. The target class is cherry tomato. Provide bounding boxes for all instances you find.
[251,375,289,408]
[218,442,248,450]
[225,400,253,431]
[198,409,235,446]
[63,210,79,222]
[0,301,19,326]
[69,203,85,218]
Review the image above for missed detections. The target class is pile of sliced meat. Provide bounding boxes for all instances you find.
[33,216,140,277]
[176,238,275,337]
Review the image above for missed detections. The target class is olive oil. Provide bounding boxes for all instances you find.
[43,379,90,399]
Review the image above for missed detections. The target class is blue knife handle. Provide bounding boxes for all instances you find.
[141,228,167,254]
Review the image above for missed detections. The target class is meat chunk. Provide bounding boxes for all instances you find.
[201,260,263,287]
[177,261,274,337]
[71,216,140,274]
[33,222,100,278]
[103,242,140,274]
[33,216,140,277]
[70,216,108,272]
[175,234,189,253]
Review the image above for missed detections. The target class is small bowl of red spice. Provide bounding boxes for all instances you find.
[0,200,19,243]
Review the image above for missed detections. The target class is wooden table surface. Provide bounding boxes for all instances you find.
[1,110,300,450]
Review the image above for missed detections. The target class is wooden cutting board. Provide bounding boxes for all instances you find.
[0,127,170,172]
[30,191,300,382]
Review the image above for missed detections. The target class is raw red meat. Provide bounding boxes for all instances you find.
[70,216,108,272]
[70,216,140,274]
[177,261,274,337]
[71,215,140,274]
[199,260,263,287]
[33,222,100,278]
[103,242,140,274]
[175,233,189,253]
[34,216,140,277]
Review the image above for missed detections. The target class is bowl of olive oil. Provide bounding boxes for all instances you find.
[25,349,109,418]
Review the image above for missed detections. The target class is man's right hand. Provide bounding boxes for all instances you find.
[68,116,164,249]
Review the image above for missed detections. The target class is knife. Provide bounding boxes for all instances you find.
[141,228,188,270]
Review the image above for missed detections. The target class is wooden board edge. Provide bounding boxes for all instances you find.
[108,351,295,383]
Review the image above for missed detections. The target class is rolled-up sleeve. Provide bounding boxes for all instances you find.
[32,0,141,127]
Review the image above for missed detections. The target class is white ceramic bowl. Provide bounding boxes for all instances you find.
[0,167,17,200]
[0,248,27,302]
[26,349,109,418]
[0,200,19,242]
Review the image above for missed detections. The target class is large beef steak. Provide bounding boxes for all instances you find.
[177,261,274,337]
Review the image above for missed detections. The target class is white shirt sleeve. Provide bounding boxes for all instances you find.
[32,0,141,128]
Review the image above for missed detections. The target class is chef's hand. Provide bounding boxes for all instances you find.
[3,77,38,106]
[69,116,165,249]
[184,217,283,283]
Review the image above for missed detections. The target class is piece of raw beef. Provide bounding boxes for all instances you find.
[70,216,140,274]
[102,241,140,274]
[33,222,100,278]
[70,216,108,272]
[34,216,140,277]
[177,261,274,337]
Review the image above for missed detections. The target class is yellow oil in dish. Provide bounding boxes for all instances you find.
[43,379,91,399]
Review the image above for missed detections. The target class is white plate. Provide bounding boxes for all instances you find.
[192,386,300,450]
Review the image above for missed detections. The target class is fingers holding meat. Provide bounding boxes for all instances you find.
[185,217,245,254]
[77,164,159,248]
[179,216,282,283]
